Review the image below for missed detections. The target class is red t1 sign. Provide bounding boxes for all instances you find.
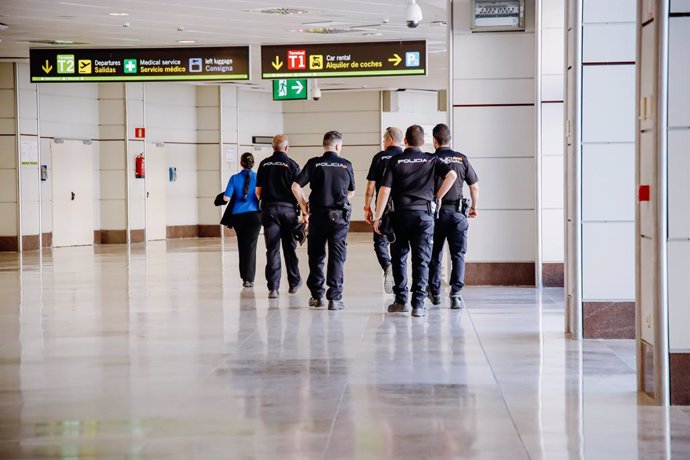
[135,128,145,138]
[287,50,306,70]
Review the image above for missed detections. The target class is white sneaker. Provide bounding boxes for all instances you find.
[383,266,394,294]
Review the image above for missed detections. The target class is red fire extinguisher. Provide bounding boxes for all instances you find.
[135,153,145,179]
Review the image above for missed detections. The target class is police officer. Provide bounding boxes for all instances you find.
[427,124,479,309]
[255,134,302,298]
[364,126,404,294]
[292,131,355,311]
[373,125,457,318]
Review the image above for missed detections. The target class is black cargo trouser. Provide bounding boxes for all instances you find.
[232,211,262,283]
[390,210,435,309]
[307,210,350,301]
[262,205,301,291]
[428,208,469,297]
[373,231,391,271]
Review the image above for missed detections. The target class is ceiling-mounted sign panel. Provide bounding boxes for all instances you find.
[272,79,308,101]
[261,40,426,79]
[30,47,250,82]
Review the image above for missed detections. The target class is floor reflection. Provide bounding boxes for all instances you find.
[0,237,689,459]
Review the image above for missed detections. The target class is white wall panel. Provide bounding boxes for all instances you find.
[453,79,534,105]
[582,65,635,143]
[99,141,125,170]
[20,168,39,203]
[283,92,379,113]
[582,222,635,299]
[98,83,124,100]
[542,75,565,101]
[542,155,564,209]
[165,198,197,226]
[198,202,221,226]
[542,29,566,75]
[21,201,40,235]
[100,200,126,230]
[0,63,13,87]
[197,171,220,198]
[542,103,565,155]
[99,171,126,200]
[0,203,17,235]
[0,169,17,202]
[669,18,690,128]
[197,144,220,171]
[0,136,16,168]
[99,99,125,127]
[543,0,566,27]
[197,86,219,107]
[639,236,655,343]
[668,241,690,350]
[583,24,636,63]
[668,130,690,239]
[672,0,690,12]
[453,106,536,157]
[454,34,536,79]
[542,208,565,262]
[583,0,636,23]
[0,89,15,118]
[582,143,635,221]
[284,112,379,136]
[41,198,52,232]
[466,210,536,262]
[469,158,535,209]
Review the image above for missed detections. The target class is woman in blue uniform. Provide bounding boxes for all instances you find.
[224,152,262,287]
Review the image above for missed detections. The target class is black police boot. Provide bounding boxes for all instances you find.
[328,299,345,311]
[268,290,279,299]
[309,297,325,308]
[387,301,410,313]
[427,292,441,305]
[288,281,302,294]
[450,295,465,310]
[412,306,427,317]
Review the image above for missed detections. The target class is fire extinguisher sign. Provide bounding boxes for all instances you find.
[134,127,145,138]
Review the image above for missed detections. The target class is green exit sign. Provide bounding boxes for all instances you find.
[272,79,308,101]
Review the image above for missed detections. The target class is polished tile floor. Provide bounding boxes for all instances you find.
[1,235,689,459]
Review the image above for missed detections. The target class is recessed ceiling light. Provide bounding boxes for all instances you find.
[250,7,310,15]
[108,12,129,16]
[54,39,75,44]
[177,40,196,44]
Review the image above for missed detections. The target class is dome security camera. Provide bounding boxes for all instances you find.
[405,0,423,28]
[311,80,321,101]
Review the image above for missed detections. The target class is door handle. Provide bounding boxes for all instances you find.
[71,192,75,201]
[147,192,150,198]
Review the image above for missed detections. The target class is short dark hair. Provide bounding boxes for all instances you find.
[323,130,343,148]
[432,123,451,145]
[405,125,425,147]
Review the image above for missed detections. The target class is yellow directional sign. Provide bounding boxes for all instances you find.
[41,60,53,74]
[272,56,283,70]
[261,41,426,79]
[388,54,402,66]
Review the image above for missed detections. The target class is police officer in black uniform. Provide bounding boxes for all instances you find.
[364,126,404,294]
[255,134,302,298]
[292,131,355,311]
[373,125,457,318]
[427,124,479,309]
